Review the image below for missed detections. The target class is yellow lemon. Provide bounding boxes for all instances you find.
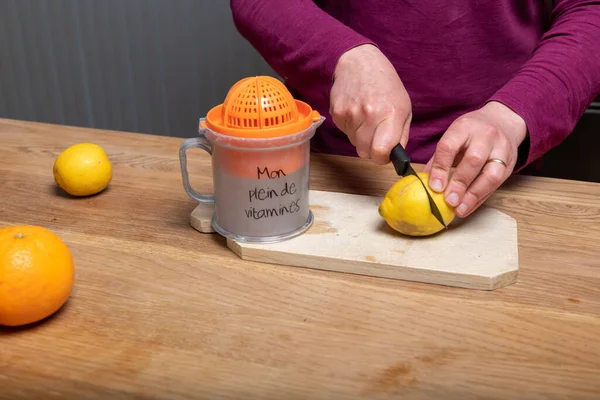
[53,143,112,196]
[378,172,455,236]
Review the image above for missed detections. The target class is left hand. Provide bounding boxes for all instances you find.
[423,101,527,218]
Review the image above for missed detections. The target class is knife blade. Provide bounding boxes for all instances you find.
[389,143,447,229]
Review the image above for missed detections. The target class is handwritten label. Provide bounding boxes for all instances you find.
[244,166,301,220]
[257,166,286,179]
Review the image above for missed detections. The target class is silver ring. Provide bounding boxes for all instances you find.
[487,158,507,168]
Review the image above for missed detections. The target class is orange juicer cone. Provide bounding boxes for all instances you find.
[200,76,322,179]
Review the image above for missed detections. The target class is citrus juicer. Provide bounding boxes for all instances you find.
[179,76,325,243]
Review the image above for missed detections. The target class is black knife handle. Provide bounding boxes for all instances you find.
[390,143,410,176]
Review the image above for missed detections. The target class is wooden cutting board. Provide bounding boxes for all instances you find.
[190,189,519,290]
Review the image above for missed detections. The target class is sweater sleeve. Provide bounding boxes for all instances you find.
[230,0,375,102]
[489,0,600,170]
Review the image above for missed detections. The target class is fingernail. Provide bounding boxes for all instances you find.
[429,179,442,192]
[447,192,459,206]
[457,203,468,215]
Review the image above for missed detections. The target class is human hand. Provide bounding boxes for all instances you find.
[424,101,527,218]
[330,44,412,165]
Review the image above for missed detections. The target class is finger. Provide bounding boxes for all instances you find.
[443,133,494,208]
[422,154,435,173]
[399,111,411,149]
[454,151,512,217]
[424,156,459,174]
[370,113,408,165]
[427,125,469,193]
[354,100,396,159]
[462,191,494,218]
[331,104,364,149]
[347,118,366,150]
[354,116,378,159]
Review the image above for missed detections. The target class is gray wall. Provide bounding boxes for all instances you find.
[0,0,276,137]
[1,0,599,182]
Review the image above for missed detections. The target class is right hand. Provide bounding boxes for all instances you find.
[330,44,412,165]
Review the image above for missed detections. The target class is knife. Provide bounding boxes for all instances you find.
[389,143,448,229]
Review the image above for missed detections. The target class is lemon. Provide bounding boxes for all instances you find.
[53,143,112,196]
[378,172,455,236]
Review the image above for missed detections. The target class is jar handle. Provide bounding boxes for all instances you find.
[179,128,215,204]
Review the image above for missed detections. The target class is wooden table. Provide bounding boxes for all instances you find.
[1,118,599,399]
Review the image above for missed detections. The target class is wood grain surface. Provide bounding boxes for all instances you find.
[1,118,599,400]
[221,190,519,290]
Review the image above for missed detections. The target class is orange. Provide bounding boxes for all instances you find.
[0,225,75,326]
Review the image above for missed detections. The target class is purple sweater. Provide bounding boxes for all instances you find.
[230,1,600,169]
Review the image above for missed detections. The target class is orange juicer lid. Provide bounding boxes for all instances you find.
[201,76,321,138]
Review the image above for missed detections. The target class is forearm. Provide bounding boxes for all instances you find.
[230,0,374,97]
[489,0,600,169]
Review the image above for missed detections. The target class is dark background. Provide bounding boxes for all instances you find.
[1,0,598,182]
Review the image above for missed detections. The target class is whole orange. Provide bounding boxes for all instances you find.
[0,225,75,326]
